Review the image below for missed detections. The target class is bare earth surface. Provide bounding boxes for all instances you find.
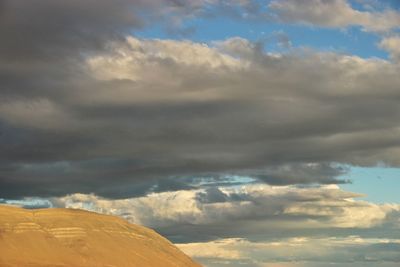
[0,205,201,267]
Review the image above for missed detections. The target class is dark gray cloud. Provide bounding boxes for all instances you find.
[1,1,400,199]
[0,0,211,60]
[0,1,132,54]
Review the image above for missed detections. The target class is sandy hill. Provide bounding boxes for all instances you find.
[0,205,201,267]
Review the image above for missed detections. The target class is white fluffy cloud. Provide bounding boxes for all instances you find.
[379,36,400,62]
[90,37,242,78]
[52,184,400,234]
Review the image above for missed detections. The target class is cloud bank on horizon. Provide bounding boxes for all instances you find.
[1,0,400,266]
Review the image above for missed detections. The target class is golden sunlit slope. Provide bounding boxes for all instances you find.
[0,205,201,267]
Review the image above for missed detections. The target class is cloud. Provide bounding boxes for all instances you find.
[0,0,214,61]
[178,236,400,267]
[268,0,400,32]
[1,33,400,198]
[240,163,349,185]
[49,184,400,242]
[379,35,400,62]
[1,1,400,199]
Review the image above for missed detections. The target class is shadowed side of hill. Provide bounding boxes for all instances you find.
[0,205,201,267]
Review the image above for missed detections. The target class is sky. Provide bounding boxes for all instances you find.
[1,0,400,266]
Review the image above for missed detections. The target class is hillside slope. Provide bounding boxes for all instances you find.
[0,205,201,267]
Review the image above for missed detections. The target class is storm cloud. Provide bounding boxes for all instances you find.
[1,1,400,199]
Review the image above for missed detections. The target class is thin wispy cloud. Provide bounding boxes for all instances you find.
[268,0,400,31]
